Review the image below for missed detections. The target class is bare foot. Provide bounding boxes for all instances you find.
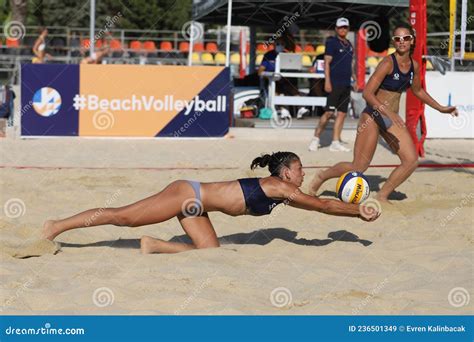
[140,235,158,254]
[308,172,324,196]
[42,220,58,240]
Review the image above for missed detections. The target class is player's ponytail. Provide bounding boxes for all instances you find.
[251,152,300,177]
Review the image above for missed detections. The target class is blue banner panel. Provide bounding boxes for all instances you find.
[0,315,472,342]
[156,67,231,137]
[21,64,79,136]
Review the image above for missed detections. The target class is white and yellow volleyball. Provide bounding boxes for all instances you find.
[336,171,370,204]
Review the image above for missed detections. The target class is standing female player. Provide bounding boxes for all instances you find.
[43,152,379,254]
[309,25,458,202]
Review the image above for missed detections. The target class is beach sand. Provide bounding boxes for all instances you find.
[1,128,473,314]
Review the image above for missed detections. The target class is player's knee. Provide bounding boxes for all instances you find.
[111,208,134,227]
[402,156,418,171]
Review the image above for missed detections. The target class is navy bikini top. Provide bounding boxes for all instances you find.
[379,54,414,93]
[238,178,283,216]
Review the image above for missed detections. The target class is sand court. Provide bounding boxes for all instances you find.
[1,129,472,314]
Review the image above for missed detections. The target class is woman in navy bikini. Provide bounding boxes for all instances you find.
[309,25,458,202]
[43,152,379,254]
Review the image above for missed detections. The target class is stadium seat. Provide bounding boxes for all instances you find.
[179,41,189,53]
[302,55,313,67]
[192,52,201,64]
[130,40,142,51]
[159,41,172,51]
[110,39,122,50]
[256,54,264,65]
[215,52,226,64]
[206,42,218,53]
[129,40,143,57]
[109,39,123,57]
[201,52,214,64]
[316,44,325,55]
[367,57,379,68]
[81,38,91,49]
[193,42,204,52]
[304,44,315,53]
[295,44,302,52]
[230,53,240,65]
[6,38,20,48]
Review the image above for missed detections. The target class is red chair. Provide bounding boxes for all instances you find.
[295,44,302,52]
[143,41,157,51]
[130,40,142,51]
[6,38,20,48]
[81,38,91,49]
[179,41,189,53]
[159,41,173,51]
[205,42,218,53]
[304,44,315,53]
[109,39,122,50]
[193,42,204,52]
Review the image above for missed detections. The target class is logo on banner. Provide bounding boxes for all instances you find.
[32,87,62,117]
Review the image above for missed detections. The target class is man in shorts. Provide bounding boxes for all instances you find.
[308,17,357,152]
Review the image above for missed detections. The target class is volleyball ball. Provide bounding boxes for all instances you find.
[336,171,370,204]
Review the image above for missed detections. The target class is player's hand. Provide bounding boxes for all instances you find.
[324,81,332,93]
[359,205,380,222]
[439,106,458,116]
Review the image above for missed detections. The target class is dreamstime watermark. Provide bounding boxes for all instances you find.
[84,189,122,226]
[360,20,382,42]
[92,287,115,307]
[448,287,470,308]
[356,102,390,135]
[84,11,123,49]
[264,12,300,48]
[3,198,26,218]
[352,277,389,314]
[448,111,470,131]
[174,277,212,315]
[359,198,382,218]
[3,21,26,41]
[181,21,204,41]
[181,198,203,217]
[0,277,36,312]
[92,110,115,130]
[440,15,474,49]
[440,192,474,227]
[173,111,203,137]
[270,287,293,308]
[270,110,292,129]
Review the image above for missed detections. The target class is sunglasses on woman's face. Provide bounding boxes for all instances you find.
[392,35,413,43]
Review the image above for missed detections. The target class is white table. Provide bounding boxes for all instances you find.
[261,55,327,112]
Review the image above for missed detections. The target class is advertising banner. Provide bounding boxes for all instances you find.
[21,64,230,137]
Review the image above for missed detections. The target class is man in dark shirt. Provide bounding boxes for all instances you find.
[308,17,357,152]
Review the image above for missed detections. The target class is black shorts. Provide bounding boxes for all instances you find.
[325,86,351,113]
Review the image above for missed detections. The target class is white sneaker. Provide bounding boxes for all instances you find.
[296,107,310,119]
[280,108,291,119]
[308,137,320,151]
[329,140,351,152]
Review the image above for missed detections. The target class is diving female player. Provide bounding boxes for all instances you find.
[43,152,379,254]
[309,25,458,202]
